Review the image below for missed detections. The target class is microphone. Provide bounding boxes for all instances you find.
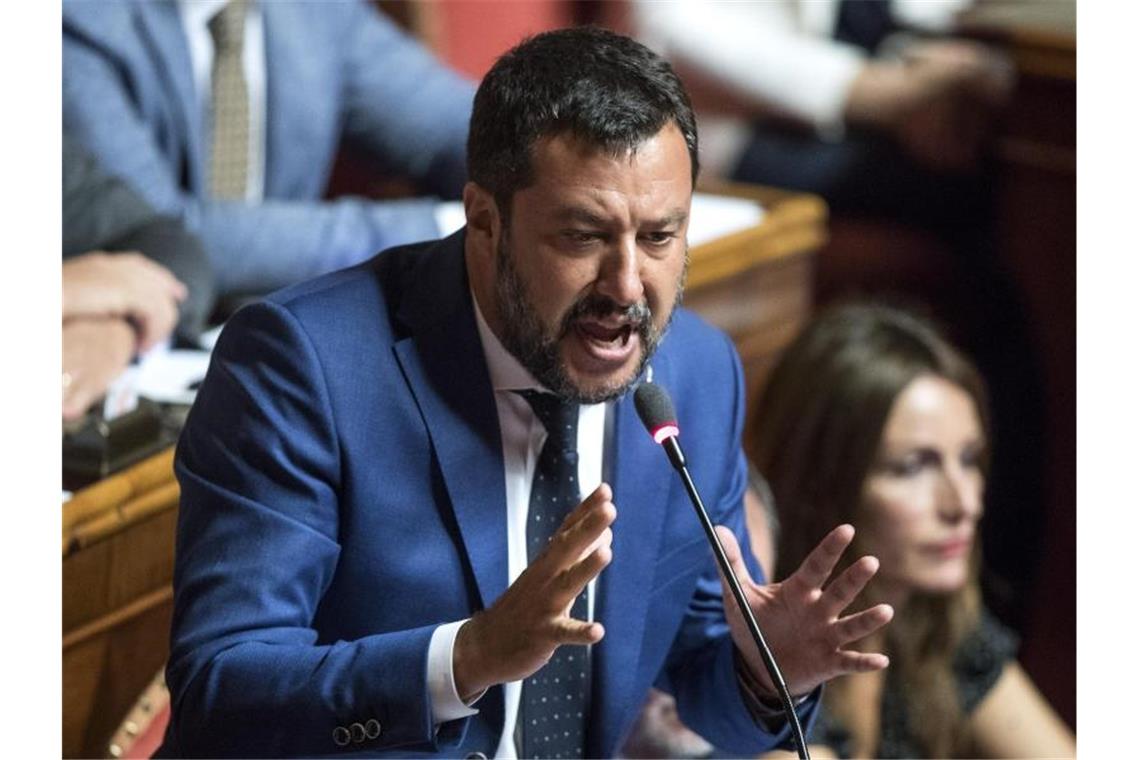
[633,382,810,760]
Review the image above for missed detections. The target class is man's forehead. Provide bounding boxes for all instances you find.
[522,126,692,201]
[528,123,688,169]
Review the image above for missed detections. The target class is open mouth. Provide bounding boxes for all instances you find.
[576,321,634,348]
[571,319,642,366]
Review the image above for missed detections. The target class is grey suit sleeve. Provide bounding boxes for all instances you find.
[62,5,463,298]
[338,0,475,200]
[63,136,216,339]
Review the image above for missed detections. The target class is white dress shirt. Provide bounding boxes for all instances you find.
[178,0,267,201]
[632,0,969,175]
[425,290,608,758]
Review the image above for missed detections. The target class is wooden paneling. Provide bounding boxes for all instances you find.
[961,4,1076,728]
[63,451,180,759]
[687,180,824,420]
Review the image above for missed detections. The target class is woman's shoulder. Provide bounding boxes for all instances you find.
[954,606,1021,713]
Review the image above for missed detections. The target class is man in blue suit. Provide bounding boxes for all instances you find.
[164,28,893,758]
[63,0,473,298]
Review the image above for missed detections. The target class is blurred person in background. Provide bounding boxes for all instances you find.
[63,0,474,300]
[632,0,1048,651]
[63,136,216,421]
[631,0,1012,221]
[748,302,1073,759]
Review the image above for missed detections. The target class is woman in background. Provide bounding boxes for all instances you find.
[749,302,1073,759]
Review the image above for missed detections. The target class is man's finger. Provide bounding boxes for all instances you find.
[819,555,879,619]
[712,525,755,588]
[788,524,854,593]
[832,649,890,676]
[553,618,606,647]
[558,483,612,534]
[63,380,95,421]
[559,531,613,601]
[831,603,894,646]
[544,494,615,567]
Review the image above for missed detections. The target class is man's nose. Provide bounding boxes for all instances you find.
[595,238,644,306]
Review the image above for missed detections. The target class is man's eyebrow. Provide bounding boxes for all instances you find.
[644,210,689,228]
[551,207,690,228]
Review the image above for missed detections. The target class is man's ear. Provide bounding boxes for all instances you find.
[463,182,502,260]
[463,182,505,331]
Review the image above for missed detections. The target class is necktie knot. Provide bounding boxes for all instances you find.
[517,390,578,453]
[209,0,248,52]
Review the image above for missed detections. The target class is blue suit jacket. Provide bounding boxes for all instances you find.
[62,0,474,296]
[164,231,815,757]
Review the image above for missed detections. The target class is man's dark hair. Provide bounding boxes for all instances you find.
[467,26,699,216]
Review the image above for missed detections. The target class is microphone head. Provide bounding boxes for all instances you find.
[634,383,680,444]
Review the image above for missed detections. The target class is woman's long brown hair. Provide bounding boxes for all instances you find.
[748,302,990,757]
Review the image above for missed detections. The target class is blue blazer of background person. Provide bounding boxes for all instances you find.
[160,27,894,759]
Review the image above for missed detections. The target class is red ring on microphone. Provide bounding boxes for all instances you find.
[651,423,680,444]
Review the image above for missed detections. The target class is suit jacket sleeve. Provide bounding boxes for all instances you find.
[62,1,473,297]
[655,330,820,754]
[338,0,473,200]
[62,136,216,339]
[165,301,465,757]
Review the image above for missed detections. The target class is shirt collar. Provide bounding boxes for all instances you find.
[178,0,230,31]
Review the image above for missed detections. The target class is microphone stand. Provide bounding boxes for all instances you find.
[661,437,811,760]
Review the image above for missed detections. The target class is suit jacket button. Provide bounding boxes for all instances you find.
[350,722,366,743]
[364,719,381,739]
[465,753,488,759]
[332,726,351,746]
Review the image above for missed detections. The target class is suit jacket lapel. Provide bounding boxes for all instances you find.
[136,2,204,192]
[393,232,509,612]
[590,361,673,756]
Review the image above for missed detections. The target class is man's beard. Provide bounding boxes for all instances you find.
[493,235,684,404]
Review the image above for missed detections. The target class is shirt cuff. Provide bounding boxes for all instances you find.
[733,648,811,731]
[427,619,484,724]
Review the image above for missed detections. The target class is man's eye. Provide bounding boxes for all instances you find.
[564,231,600,245]
[642,232,675,246]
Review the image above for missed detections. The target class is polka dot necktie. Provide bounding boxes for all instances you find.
[517,391,589,759]
[208,0,250,199]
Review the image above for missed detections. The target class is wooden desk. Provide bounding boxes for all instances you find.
[63,450,179,759]
[61,185,826,758]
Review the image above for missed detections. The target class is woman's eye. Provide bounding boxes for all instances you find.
[888,458,923,477]
[885,451,937,477]
[961,445,985,470]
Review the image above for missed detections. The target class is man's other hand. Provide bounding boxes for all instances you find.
[63,251,187,350]
[452,483,616,701]
[62,316,137,421]
[713,524,893,699]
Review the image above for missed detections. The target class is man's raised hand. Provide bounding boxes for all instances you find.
[713,524,893,699]
[453,483,616,701]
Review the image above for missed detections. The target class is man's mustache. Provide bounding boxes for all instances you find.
[561,294,652,334]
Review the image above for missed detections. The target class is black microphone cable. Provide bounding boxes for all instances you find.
[634,382,810,760]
